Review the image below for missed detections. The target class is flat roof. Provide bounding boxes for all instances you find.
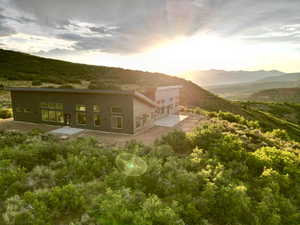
[156,85,183,91]
[7,87,158,107]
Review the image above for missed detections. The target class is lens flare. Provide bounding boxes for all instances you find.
[115,153,147,176]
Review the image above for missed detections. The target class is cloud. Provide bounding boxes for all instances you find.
[0,23,15,36]
[2,0,300,54]
[0,13,16,36]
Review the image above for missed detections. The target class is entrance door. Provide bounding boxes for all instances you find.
[64,113,71,126]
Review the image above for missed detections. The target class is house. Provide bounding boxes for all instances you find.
[8,86,182,134]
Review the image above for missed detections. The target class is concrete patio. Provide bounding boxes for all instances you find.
[154,114,188,127]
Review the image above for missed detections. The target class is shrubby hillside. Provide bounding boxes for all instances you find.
[0,114,299,225]
[239,102,300,141]
[248,88,300,103]
[0,49,243,114]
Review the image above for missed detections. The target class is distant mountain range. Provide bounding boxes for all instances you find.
[186,69,284,86]
[205,73,300,100]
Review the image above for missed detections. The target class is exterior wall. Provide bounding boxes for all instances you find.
[155,87,180,118]
[11,91,134,134]
[133,98,156,133]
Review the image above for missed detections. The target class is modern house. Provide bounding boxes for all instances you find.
[8,86,182,134]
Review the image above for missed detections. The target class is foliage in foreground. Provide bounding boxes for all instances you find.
[0,117,299,225]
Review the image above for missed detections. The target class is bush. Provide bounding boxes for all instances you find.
[266,129,290,141]
[158,130,192,154]
[88,81,121,90]
[0,108,12,119]
[0,122,299,225]
[31,80,42,86]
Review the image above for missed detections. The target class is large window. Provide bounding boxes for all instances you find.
[93,105,101,112]
[40,102,64,123]
[94,114,101,126]
[112,115,123,129]
[76,104,87,125]
[93,105,101,127]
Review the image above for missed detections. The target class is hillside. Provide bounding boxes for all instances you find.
[256,73,300,83]
[248,88,300,103]
[206,74,300,100]
[0,49,243,114]
[0,114,299,225]
[187,69,284,86]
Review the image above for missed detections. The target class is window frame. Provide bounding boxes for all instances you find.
[93,105,101,113]
[40,102,64,123]
[111,115,124,129]
[93,114,101,127]
[75,104,87,125]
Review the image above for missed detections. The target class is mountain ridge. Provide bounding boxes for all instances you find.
[187,69,285,86]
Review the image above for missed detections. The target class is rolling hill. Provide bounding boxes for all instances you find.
[206,73,300,100]
[0,49,243,114]
[187,69,284,86]
[248,88,300,103]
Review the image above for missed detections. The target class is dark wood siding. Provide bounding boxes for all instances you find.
[11,91,134,134]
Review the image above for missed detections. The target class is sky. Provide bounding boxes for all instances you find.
[1,0,300,75]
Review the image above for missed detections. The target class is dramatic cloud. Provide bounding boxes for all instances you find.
[1,0,300,72]
[2,0,298,53]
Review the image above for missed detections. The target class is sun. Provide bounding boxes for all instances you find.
[140,34,254,74]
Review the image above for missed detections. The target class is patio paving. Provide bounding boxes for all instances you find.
[48,126,84,135]
[154,114,188,127]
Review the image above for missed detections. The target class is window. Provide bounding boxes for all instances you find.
[76,104,87,125]
[40,102,48,108]
[77,112,87,125]
[24,108,31,113]
[93,105,101,112]
[56,103,63,110]
[41,109,48,121]
[111,107,122,114]
[76,105,86,111]
[56,111,64,123]
[112,115,123,129]
[94,114,101,126]
[40,102,64,123]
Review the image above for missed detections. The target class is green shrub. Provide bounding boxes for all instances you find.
[0,108,12,119]
[0,122,299,225]
[266,129,290,141]
[158,130,192,154]
[31,80,42,86]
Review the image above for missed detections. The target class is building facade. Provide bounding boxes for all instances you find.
[155,86,181,118]
[9,86,181,134]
